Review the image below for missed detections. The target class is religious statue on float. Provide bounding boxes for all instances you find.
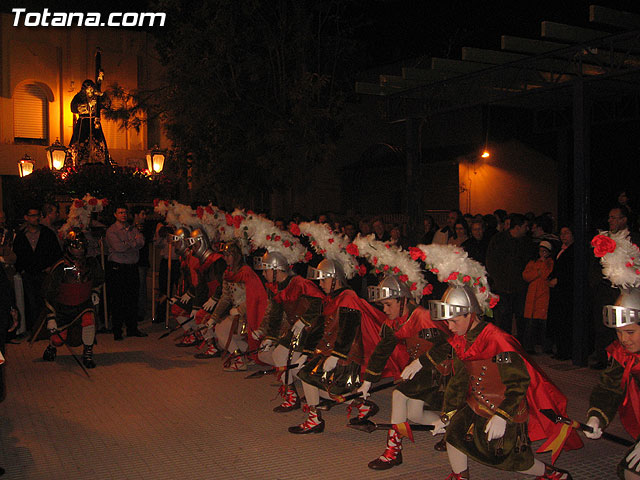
[68,49,112,166]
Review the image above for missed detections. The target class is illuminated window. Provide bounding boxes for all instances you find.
[14,82,49,145]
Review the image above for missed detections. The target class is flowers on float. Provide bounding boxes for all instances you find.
[592,230,640,288]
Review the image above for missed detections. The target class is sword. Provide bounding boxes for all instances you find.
[158,316,194,339]
[539,409,634,447]
[245,363,300,379]
[62,341,91,379]
[317,379,402,411]
[226,346,266,361]
[347,420,435,434]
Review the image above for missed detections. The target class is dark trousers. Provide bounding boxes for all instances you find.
[22,271,45,334]
[156,259,180,321]
[107,262,139,336]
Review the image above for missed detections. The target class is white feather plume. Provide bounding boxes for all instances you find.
[241,213,307,265]
[353,234,427,299]
[417,243,497,315]
[59,194,108,238]
[594,230,640,288]
[299,221,358,279]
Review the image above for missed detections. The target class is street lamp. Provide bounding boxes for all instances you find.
[146,145,166,175]
[46,138,68,171]
[18,154,35,177]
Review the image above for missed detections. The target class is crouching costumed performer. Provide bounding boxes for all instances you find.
[353,236,453,469]
[249,218,325,412]
[585,231,640,480]
[288,222,389,434]
[424,244,581,480]
[40,228,104,368]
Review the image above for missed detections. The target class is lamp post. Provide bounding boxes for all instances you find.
[146,145,166,177]
[46,138,69,171]
[18,154,35,177]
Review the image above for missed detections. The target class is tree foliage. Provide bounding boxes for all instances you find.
[147,0,361,209]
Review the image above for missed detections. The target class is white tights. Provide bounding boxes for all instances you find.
[390,390,440,425]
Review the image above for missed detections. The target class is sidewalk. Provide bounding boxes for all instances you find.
[0,323,630,480]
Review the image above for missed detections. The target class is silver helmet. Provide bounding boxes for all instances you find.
[603,288,640,328]
[368,275,410,303]
[429,284,482,321]
[253,251,289,272]
[187,228,212,262]
[307,258,345,283]
[169,226,191,257]
[63,228,87,259]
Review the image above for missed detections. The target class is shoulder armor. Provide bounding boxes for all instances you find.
[492,352,513,364]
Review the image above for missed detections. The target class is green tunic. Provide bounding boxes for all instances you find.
[442,321,534,472]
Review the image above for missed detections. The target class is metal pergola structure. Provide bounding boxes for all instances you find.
[355,5,640,365]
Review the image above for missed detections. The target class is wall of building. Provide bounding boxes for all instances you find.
[0,13,168,189]
[458,139,557,217]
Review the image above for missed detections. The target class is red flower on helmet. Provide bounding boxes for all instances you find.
[479,286,487,293]
[372,257,378,265]
[462,275,471,283]
[627,262,634,268]
[447,272,459,281]
[383,265,389,271]
[430,268,439,274]
[73,199,84,208]
[196,206,204,219]
[393,266,400,274]
[399,274,408,283]
[385,244,391,249]
[88,198,98,206]
[489,295,500,308]
[153,199,160,207]
[205,205,214,215]
[346,243,359,256]
[408,247,426,261]
[266,235,271,241]
[422,284,433,295]
[225,214,234,226]
[289,223,301,236]
[410,282,417,291]
[358,264,367,277]
[283,240,291,248]
[304,251,313,262]
[591,234,616,258]
[233,215,243,229]
[328,238,334,244]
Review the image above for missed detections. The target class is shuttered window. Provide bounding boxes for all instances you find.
[14,83,48,144]
[102,118,128,150]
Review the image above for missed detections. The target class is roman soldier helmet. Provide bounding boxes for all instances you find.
[307,258,346,283]
[429,284,482,321]
[369,275,411,303]
[63,228,87,259]
[603,288,640,328]
[188,228,213,262]
[169,226,191,257]
[254,251,289,272]
[414,244,497,321]
[592,230,640,329]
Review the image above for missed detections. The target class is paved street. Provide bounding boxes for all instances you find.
[0,322,630,480]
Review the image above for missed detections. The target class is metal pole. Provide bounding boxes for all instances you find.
[165,243,172,329]
[151,239,156,322]
[99,238,109,330]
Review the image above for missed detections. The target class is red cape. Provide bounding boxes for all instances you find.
[198,253,224,296]
[450,322,583,462]
[607,340,640,438]
[324,289,406,380]
[274,275,325,303]
[224,265,268,353]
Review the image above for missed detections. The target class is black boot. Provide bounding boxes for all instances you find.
[82,345,96,369]
[43,345,57,362]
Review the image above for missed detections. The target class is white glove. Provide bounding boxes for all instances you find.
[627,442,640,471]
[251,329,263,341]
[357,380,372,399]
[291,320,306,336]
[485,415,507,441]
[431,418,447,436]
[260,339,274,351]
[401,358,423,380]
[180,293,191,303]
[229,307,240,316]
[323,355,339,372]
[584,416,602,440]
[169,296,179,305]
[203,297,217,312]
[189,309,198,319]
[47,319,57,332]
[91,292,100,306]
[206,317,216,328]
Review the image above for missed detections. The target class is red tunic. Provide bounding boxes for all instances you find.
[606,340,640,439]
